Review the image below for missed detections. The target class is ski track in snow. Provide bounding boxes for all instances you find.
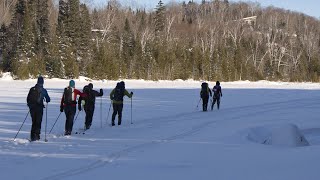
[40,96,318,179]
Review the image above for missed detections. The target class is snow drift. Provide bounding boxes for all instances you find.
[248,124,309,147]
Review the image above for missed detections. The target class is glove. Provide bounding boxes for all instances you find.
[100,89,103,93]
[60,106,64,112]
[130,92,133,95]
[78,104,82,111]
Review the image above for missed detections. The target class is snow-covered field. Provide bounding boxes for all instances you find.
[1,77,320,180]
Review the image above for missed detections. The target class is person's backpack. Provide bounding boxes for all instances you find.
[213,85,220,98]
[64,87,75,105]
[113,83,125,101]
[27,86,42,105]
[201,82,209,98]
[83,86,96,105]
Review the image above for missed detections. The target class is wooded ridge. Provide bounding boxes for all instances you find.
[1,0,319,82]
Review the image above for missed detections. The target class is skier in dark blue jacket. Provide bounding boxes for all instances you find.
[211,81,222,110]
[27,76,50,141]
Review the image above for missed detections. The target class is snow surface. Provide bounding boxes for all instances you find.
[1,77,320,180]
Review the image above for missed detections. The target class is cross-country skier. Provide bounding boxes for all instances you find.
[200,82,212,111]
[109,81,133,126]
[211,81,223,110]
[78,83,103,130]
[60,80,87,135]
[27,76,51,141]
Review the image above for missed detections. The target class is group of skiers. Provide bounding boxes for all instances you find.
[200,81,223,112]
[26,76,133,141]
[26,76,221,141]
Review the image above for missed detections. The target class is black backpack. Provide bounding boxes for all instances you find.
[64,87,75,105]
[113,84,125,101]
[27,86,42,105]
[201,82,208,98]
[213,85,220,98]
[83,86,95,105]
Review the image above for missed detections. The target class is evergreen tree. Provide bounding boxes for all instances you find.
[0,24,7,70]
[56,0,79,78]
[154,0,165,36]
[46,34,63,78]
[13,0,38,79]
[3,0,26,72]
[78,3,92,75]
[36,0,50,57]
[121,18,135,78]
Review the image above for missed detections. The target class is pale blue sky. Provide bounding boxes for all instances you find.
[92,0,319,18]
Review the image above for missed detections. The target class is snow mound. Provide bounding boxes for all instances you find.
[0,72,13,81]
[248,124,309,147]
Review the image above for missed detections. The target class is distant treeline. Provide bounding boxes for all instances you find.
[0,0,320,82]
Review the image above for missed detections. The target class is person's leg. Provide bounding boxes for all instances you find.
[211,98,217,110]
[118,104,123,125]
[64,106,75,135]
[203,97,208,111]
[111,103,117,126]
[30,107,37,141]
[68,107,76,134]
[86,106,94,129]
[34,106,43,140]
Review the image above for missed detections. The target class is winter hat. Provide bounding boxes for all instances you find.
[120,81,125,88]
[69,80,75,88]
[88,83,93,89]
[37,76,44,85]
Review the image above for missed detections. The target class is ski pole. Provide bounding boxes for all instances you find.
[44,103,48,142]
[100,96,102,128]
[106,102,112,124]
[196,98,201,109]
[13,110,30,141]
[73,110,81,124]
[130,97,133,124]
[49,112,62,134]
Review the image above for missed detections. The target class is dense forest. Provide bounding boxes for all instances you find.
[1,0,320,82]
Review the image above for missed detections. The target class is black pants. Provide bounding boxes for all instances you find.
[202,97,209,111]
[84,105,94,129]
[112,103,123,125]
[212,96,221,110]
[64,106,76,134]
[30,106,43,140]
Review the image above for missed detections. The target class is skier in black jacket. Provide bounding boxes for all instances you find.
[200,82,212,111]
[78,83,103,130]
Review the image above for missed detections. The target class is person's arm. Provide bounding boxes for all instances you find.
[27,88,31,105]
[208,87,212,97]
[219,87,222,97]
[110,89,115,100]
[124,89,132,98]
[43,89,51,103]
[78,96,82,111]
[94,89,103,97]
[74,89,87,97]
[60,89,65,112]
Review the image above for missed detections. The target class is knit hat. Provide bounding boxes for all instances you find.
[69,80,75,88]
[37,76,44,85]
[88,83,93,89]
